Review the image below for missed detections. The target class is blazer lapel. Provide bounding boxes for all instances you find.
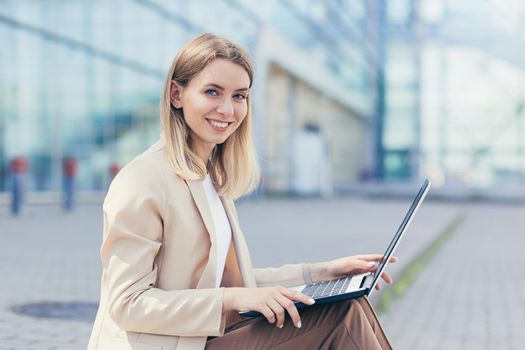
[220,197,257,287]
[185,179,217,289]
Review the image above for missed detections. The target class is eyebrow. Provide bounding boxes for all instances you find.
[205,83,249,92]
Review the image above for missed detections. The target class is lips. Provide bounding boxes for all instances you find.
[205,118,232,130]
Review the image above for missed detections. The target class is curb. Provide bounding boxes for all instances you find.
[376,214,465,315]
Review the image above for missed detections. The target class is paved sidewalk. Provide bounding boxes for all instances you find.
[380,204,525,349]
[1,194,510,349]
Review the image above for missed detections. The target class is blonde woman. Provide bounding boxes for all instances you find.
[88,33,395,350]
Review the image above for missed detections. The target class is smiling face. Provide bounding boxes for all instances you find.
[170,58,251,163]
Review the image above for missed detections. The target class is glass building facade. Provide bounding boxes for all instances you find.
[0,0,378,194]
[2,0,524,196]
[418,0,525,187]
[380,0,525,187]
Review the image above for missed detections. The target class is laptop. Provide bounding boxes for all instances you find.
[239,178,431,317]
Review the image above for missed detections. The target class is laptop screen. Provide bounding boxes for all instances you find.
[366,178,431,294]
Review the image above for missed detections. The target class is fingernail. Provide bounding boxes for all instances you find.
[308,298,315,304]
[368,262,375,266]
[296,321,302,328]
[277,324,283,329]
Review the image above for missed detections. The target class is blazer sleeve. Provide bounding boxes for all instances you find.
[101,156,226,337]
[252,263,314,287]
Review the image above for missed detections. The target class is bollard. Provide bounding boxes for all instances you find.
[10,156,28,216]
[63,157,77,212]
[109,162,120,179]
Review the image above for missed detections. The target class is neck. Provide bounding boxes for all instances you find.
[192,142,215,167]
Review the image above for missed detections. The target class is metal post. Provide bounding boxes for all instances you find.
[410,0,423,181]
[63,157,77,212]
[374,0,387,180]
[10,156,28,216]
[109,162,120,181]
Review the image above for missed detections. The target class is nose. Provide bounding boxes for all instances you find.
[216,97,234,117]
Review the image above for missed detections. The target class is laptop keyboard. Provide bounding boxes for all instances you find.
[300,276,352,299]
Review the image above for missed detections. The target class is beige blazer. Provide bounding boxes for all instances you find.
[87,138,313,350]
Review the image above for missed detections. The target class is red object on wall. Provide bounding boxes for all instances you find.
[10,156,28,174]
[63,157,78,177]
[109,163,121,178]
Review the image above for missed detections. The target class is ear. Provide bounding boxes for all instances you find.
[170,81,184,108]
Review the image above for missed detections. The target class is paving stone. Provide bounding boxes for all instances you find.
[4,198,520,349]
[380,204,525,349]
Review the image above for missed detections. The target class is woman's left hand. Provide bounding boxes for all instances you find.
[310,254,398,291]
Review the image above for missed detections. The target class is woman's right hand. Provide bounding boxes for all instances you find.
[223,287,315,328]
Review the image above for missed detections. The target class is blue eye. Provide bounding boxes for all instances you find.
[234,94,247,101]
[205,89,218,96]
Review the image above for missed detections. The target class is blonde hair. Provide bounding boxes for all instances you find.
[160,33,260,199]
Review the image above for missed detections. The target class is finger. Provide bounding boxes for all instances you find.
[276,294,302,328]
[360,254,398,263]
[281,288,315,306]
[363,261,378,270]
[381,272,393,284]
[259,305,276,324]
[358,254,384,262]
[346,261,374,275]
[267,299,285,328]
[375,283,382,290]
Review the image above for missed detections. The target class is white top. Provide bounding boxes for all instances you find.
[202,174,232,288]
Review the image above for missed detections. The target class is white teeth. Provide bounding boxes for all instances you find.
[209,120,229,128]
